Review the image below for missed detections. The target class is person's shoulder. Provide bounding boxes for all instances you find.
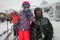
[43,17,49,20]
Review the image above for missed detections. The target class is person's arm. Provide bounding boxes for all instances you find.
[47,18,53,40]
[14,14,20,27]
[48,19,53,30]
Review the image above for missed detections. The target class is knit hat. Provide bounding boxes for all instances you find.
[22,1,30,6]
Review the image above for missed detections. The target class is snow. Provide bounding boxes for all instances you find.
[0,21,13,40]
[50,21,60,40]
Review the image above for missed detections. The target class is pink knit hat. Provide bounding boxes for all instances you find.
[22,1,30,6]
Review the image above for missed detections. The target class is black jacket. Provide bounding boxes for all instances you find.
[30,17,53,40]
[30,7,53,40]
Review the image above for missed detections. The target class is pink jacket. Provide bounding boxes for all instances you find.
[15,11,35,31]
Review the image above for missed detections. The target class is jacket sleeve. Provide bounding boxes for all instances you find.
[47,18,53,31]
[14,14,20,27]
[47,18,54,40]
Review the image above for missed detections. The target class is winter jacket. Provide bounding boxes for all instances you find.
[30,17,53,40]
[12,15,18,24]
[30,7,53,40]
[15,11,35,31]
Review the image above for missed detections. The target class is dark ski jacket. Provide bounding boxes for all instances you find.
[30,7,53,40]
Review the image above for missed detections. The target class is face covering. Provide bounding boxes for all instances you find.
[23,9,30,13]
[23,9,31,18]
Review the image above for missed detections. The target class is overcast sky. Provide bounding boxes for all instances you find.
[0,0,60,12]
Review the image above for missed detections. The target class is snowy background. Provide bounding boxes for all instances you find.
[0,0,60,12]
[0,0,60,40]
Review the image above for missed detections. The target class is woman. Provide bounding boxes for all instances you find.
[15,1,35,40]
[30,7,53,40]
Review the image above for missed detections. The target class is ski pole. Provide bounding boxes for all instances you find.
[7,18,9,38]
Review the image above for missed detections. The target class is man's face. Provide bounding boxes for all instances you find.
[36,10,42,16]
[22,6,30,10]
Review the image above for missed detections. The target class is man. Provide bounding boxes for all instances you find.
[14,1,35,40]
[30,7,53,40]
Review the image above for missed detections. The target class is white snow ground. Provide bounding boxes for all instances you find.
[0,20,60,40]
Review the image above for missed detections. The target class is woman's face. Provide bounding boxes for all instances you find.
[36,10,42,16]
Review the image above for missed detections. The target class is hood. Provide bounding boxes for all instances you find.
[34,7,43,18]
